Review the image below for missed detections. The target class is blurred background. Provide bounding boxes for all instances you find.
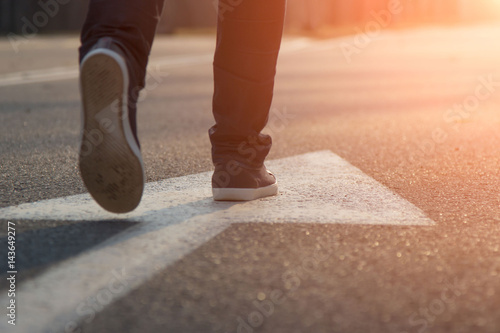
[2,0,500,36]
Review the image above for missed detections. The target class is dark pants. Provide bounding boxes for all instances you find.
[79,0,286,168]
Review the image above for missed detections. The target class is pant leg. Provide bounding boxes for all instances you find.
[210,0,286,168]
[79,0,165,139]
[79,0,164,86]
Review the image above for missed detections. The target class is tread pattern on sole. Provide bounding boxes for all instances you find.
[79,51,144,214]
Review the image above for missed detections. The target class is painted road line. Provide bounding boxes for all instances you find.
[0,39,312,88]
[0,53,213,88]
[0,150,433,225]
[0,151,434,333]
[0,66,80,87]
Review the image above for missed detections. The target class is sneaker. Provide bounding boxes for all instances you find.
[79,38,145,213]
[212,163,278,201]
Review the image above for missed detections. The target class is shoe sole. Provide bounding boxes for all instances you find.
[212,183,278,201]
[79,48,144,213]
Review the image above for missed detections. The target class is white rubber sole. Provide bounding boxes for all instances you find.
[79,48,145,214]
[212,183,278,201]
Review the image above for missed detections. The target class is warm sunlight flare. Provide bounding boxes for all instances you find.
[490,0,500,8]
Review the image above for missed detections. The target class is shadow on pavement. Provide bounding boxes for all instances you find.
[0,220,139,288]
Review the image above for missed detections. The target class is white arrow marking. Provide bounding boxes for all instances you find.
[0,151,434,333]
[0,150,432,225]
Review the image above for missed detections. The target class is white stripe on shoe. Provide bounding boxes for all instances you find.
[212,182,278,201]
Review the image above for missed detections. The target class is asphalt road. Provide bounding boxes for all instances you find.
[3,23,500,332]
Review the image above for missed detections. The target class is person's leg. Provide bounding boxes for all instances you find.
[210,0,286,200]
[79,0,164,139]
[78,0,164,213]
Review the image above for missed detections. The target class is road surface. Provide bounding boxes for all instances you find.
[2,23,500,333]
